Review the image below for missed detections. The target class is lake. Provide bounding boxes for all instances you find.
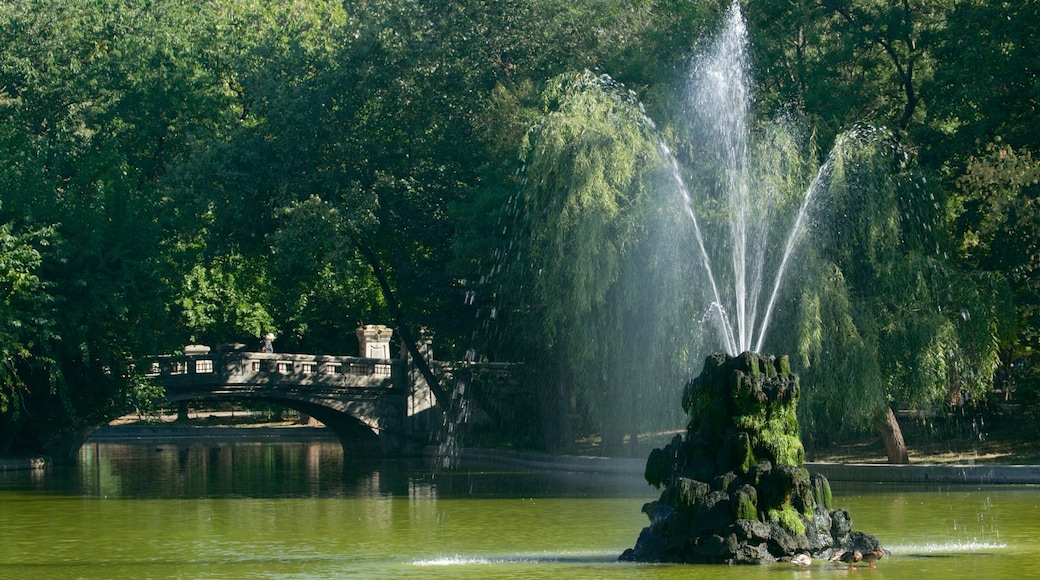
[2,439,1038,578]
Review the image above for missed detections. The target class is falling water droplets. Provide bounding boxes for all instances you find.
[655,1,842,355]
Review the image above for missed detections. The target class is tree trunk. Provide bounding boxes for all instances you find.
[600,421,623,457]
[873,405,909,464]
[354,240,450,410]
[627,429,641,458]
[543,368,576,454]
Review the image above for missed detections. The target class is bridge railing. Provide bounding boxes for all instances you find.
[146,351,406,391]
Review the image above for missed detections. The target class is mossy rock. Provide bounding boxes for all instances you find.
[810,473,833,511]
[624,352,881,564]
[757,465,809,512]
[747,461,772,487]
[694,534,729,560]
[732,484,758,521]
[675,477,711,508]
[767,504,807,537]
[829,509,853,540]
[645,447,670,488]
[644,433,685,488]
[642,500,674,525]
[681,378,709,416]
[713,471,739,492]
[736,351,762,376]
[753,409,804,466]
[732,411,763,434]
[693,490,735,533]
[716,430,754,474]
[684,454,717,482]
[755,427,805,467]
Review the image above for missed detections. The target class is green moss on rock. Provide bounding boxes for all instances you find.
[732,484,758,521]
[625,353,879,565]
[810,473,833,511]
[768,504,806,537]
[676,477,711,508]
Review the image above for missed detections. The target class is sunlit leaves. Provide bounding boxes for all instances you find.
[954,143,1040,355]
[0,219,54,413]
[793,130,1007,441]
[267,196,385,351]
[517,71,676,441]
[0,0,230,446]
[522,72,660,342]
[176,255,275,346]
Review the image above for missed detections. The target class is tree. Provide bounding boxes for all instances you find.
[747,0,948,142]
[0,0,226,453]
[791,129,1006,463]
[509,71,686,453]
[928,0,1040,366]
[0,215,55,455]
[742,0,1024,461]
[952,144,1040,361]
[926,0,1040,165]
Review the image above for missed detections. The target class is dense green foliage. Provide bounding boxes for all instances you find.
[0,0,1036,456]
[514,71,693,452]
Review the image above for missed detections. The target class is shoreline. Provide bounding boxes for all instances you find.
[5,425,1040,484]
[1,424,337,472]
[0,456,49,472]
[456,448,1040,485]
[86,424,338,443]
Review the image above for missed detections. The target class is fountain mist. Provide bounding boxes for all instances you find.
[664,3,833,356]
[467,2,882,448]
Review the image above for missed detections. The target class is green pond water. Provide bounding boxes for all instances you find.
[2,440,1039,579]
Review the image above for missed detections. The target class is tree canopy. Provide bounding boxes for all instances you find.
[0,0,1036,459]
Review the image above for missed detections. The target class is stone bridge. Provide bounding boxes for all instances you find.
[146,346,433,454]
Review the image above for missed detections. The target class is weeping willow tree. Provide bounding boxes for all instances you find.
[517,71,689,454]
[789,128,1011,463]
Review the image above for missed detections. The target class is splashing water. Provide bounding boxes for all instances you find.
[667,3,834,355]
[464,2,911,441]
[435,380,471,469]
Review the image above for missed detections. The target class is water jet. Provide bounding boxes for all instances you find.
[620,4,884,562]
[667,2,829,356]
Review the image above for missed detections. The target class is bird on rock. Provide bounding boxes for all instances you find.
[791,553,812,567]
[829,549,862,569]
[860,547,885,568]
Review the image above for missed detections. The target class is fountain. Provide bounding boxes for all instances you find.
[620,352,882,564]
[620,3,883,564]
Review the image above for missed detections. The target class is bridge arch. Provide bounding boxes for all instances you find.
[163,391,385,453]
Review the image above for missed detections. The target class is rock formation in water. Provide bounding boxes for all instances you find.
[620,352,882,564]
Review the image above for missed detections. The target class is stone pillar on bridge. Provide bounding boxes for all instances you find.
[356,324,394,359]
[177,345,210,422]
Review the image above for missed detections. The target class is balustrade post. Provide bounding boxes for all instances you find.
[356,324,394,359]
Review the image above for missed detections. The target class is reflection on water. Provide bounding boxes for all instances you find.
[2,441,1040,579]
[74,441,426,499]
[64,440,654,499]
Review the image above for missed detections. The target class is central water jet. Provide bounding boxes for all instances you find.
[674,2,827,355]
[620,3,884,564]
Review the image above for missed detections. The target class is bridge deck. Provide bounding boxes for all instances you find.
[147,351,406,390]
